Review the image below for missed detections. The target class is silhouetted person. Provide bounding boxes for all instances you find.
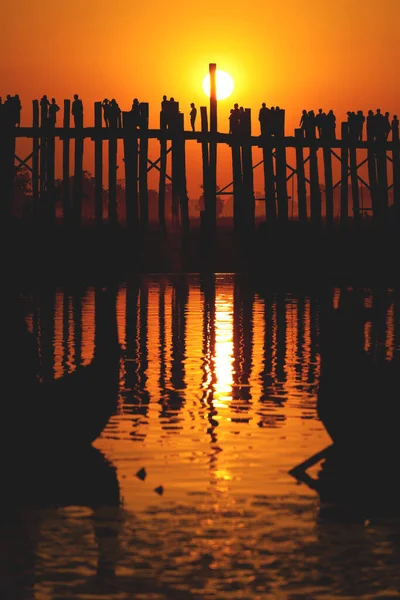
[326,110,336,140]
[347,111,358,141]
[275,106,285,137]
[72,94,83,128]
[392,115,399,139]
[356,110,365,141]
[305,110,316,140]
[374,108,385,142]
[109,99,121,128]
[190,102,197,131]
[299,110,308,137]
[230,103,240,134]
[40,94,49,126]
[160,95,168,129]
[315,108,324,138]
[13,94,22,127]
[102,99,110,127]
[366,109,375,141]
[259,102,269,135]
[130,98,140,128]
[383,111,391,140]
[48,98,60,126]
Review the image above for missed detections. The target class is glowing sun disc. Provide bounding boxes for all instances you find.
[202,70,234,101]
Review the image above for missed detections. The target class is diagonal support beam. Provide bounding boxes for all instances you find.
[331,149,371,190]
[14,149,40,174]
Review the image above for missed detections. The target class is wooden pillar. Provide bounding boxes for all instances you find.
[177,112,190,234]
[231,139,243,233]
[295,129,307,222]
[262,135,276,220]
[349,142,360,222]
[40,116,47,197]
[323,145,334,226]
[171,120,180,229]
[309,141,321,225]
[158,133,167,231]
[73,124,84,226]
[108,130,118,226]
[123,111,139,232]
[94,102,103,226]
[376,143,389,223]
[208,63,217,233]
[0,118,16,222]
[340,122,349,226]
[241,108,255,233]
[46,127,56,224]
[275,138,288,221]
[139,102,149,229]
[62,99,70,224]
[392,122,400,222]
[367,139,379,221]
[32,100,39,216]
[200,106,210,230]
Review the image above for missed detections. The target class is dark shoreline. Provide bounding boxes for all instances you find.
[5,219,400,290]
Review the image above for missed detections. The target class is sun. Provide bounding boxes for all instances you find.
[202,70,234,101]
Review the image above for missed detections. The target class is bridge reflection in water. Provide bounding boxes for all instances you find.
[13,275,400,599]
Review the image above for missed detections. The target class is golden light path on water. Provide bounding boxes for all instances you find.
[20,276,400,599]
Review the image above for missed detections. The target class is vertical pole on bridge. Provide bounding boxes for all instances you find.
[123,111,139,233]
[209,63,217,234]
[340,122,349,226]
[200,106,209,231]
[139,102,149,230]
[32,100,39,217]
[241,108,255,234]
[295,129,307,222]
[158,122,167,232]
[62,99,70,224]
[392,121,400,223]
[94,102,103,227]
[349,140,360,222]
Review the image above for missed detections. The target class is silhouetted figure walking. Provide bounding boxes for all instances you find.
[347,111,357,141]
[72,94,83,128]
[275,106,285,137]
[374,108,385,142]
[40,94,50,126]
[190,103,197,132]
[131,98,140,128]
[230,103,240,134]
[102,99,110,127]
[48,98,60,126]
[305,110,316,140]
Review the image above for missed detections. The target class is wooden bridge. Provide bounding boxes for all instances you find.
[1,63,399,235]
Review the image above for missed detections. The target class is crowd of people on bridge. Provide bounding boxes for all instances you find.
[2,94,399,144]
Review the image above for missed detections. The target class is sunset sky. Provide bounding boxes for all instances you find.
[2,0,399,197]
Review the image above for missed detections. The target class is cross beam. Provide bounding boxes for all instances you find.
[330,149,371,190]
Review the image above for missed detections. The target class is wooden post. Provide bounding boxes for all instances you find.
[392,122,400,222]
[367,139,379,221]
[208,63,217,233]
[309,141,321,225]
[322,144,334,226]
[158,132,167,231]
[262,135,276,220]
[40,117,47,198]
[349,141,360,222]
[275,137,288,221]
[139,102,149,229]
[123,111,139,232]
[376,143,389,223]
[73,122,84,226]
[231,139,243,233]
[32,100,39,217]
[46,126,56,224]
[94,102,103,226]
[171,118,180,229]
[62,99,70,224]
[0,117,16,221]
[177,112,190,234]
[340,122,349,226]
[108,129,118,226]
[295,129,307,222]
[241,108,255,233]
[200,106,209,230]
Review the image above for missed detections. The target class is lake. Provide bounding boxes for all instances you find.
[3,274,400,599]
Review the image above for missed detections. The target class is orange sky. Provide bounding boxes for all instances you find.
[2,0,399,197]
